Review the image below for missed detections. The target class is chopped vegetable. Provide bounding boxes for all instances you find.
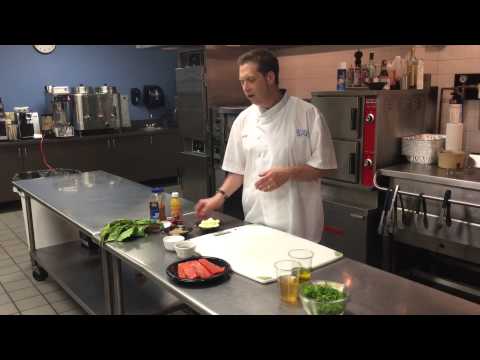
[300,282,347,315]
[199,218,220,229]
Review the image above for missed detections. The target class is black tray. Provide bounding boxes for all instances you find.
[166,256,232,287]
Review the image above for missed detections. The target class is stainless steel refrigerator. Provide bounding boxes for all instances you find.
[175,46,251,203]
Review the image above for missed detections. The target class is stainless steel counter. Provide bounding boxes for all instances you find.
[379,163,480,191]
[108,213,480,315]
[0,128,179,148]
[12,171,480,315]
[12,170,193,239]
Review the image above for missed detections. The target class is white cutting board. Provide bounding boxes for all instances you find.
[190,224,343,284]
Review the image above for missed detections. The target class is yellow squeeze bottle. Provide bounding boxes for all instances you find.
[170,192,182,220]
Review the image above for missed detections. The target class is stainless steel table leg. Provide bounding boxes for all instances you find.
[111,256,124,315]
[23,194,42,272]
[24,194,36,256]
[101,248,114,315]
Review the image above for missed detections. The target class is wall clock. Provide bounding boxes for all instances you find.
[33,45,56,54]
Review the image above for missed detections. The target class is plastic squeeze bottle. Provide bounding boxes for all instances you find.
[170,192,182,221]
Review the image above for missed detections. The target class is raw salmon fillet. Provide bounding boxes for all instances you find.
[198,258,225,275]
[189,260,213,279]
[182,261,198,280]
[177,262,187,279]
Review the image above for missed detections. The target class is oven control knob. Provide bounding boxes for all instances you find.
[366,113,375,123]
[363,158,373,167]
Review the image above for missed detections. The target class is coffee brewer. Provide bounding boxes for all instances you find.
[13,106,34,139]
[45,85,74,137]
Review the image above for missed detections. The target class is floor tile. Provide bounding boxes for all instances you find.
[0,265,21,276]
[5,247,28,257]
[12,254,31,264]
[0,293,12,306]
[0,232,17,242]
[17,261,32,272]
[35,282,60,294]
[44,290,70,303]
[9,286,41,301]
[0,239,23,247]
[0,258,16,268]
[21,304,56,315]
[60,308,87,315]
[51,299,78,313]
[3,279,33,292]
[0,271,28,284]
[4,243,27,251]
[15,295,48,311]
[0,228,14,237]
[11,226,26,234]
[0,302,18,315]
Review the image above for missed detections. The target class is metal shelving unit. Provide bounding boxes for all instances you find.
[33,240,181,315]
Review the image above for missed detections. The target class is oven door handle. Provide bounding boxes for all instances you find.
[349,153,357,175]
[350,108,358,131]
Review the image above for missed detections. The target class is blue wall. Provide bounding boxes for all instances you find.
[0,45,177,122]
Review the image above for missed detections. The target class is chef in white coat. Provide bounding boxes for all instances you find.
[195,49,337,242]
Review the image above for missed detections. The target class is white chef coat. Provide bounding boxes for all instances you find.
[222,91,337,242]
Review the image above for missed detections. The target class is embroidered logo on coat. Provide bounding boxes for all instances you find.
[296,128,309,137]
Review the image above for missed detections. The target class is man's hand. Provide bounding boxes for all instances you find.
[255,167,291,192]
[195,193,225,219]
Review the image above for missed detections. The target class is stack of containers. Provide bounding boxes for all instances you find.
[446,101,463,152]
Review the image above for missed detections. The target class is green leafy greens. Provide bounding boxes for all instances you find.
[99,219,160,243]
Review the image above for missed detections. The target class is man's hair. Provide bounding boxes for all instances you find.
[237,49,279,85]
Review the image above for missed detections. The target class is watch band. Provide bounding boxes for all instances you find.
[217,189,229,199]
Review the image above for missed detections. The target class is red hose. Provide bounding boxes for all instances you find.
[39,135,55,170]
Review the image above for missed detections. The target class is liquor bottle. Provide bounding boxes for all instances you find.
[367,52,376,83]
[408,47,418,89]
[347,64,354,87]
[353,49,363,87]
[379,60,390,90]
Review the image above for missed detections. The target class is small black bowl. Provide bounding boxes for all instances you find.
[369,82,387,90]
[196,220,222,234]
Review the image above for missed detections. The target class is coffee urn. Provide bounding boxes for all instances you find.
[13,106,34,139]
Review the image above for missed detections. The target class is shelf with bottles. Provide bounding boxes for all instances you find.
[340,47,426,92]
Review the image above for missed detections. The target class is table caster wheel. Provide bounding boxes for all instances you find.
[32,267,48,282]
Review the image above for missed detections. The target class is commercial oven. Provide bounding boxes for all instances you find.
[311,89,438,265]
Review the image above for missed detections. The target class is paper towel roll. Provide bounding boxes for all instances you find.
[449,104,462,123]
[446,122,464,151]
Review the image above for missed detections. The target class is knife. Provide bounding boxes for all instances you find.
[386,185,400,235]
[378,187,393,235]
[437,190,452,228]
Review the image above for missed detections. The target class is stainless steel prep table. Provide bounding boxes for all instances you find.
[12,171,480,315]
[12,170,192,315]
[108,224,480,314]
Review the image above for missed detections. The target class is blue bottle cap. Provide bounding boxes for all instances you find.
[152,187,163,193]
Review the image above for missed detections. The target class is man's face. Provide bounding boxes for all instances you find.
[239,62,275,106]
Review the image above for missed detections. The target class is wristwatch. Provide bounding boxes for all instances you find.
[216,189,229,200]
